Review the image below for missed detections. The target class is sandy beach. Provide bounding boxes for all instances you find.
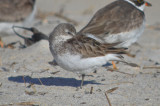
[0,0,160,105]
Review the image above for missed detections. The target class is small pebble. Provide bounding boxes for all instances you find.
[155,62,160,65]
[145,98,150,101]
[101,78,105,81]
[80,102,86,104]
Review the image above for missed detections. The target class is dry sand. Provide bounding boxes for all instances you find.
[0,0,160,105]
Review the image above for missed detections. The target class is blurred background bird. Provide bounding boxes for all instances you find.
[0,0,37,35]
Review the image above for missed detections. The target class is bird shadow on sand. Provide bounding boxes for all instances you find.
[8,76,101,87]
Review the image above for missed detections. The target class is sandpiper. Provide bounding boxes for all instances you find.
[49,23,129,88]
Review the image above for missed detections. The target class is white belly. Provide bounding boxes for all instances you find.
[54,52,119,74]
[104,21,145,48]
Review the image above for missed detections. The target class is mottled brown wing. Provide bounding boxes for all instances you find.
[66,35,127,58]
[78,0,144,36]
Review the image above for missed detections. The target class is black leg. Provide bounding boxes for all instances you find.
[80,74,85,89]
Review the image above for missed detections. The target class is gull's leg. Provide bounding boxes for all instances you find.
[112,61,118,70]
[80,74,85,89]
[0,37,4,48]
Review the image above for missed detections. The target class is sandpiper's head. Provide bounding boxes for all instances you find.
[49,23,76,41]
[125,0,152,11]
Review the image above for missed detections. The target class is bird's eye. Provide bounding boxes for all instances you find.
[67,31,73,35]
[65,29,74,35]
